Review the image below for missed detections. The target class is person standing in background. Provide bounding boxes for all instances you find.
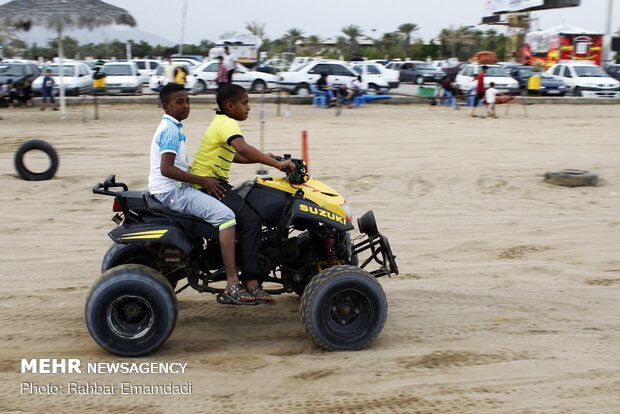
[164,57,177,85]
[213,56,229,91]
[471,65,488,117]
[223,47,237,84]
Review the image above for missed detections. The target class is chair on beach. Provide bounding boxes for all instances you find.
[310,85,328,108]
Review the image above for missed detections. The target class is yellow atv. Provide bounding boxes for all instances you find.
[86,155,398,356]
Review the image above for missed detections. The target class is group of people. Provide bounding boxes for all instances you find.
[0,78,33,109]
[316,72,366,108]
[150,82,294,305]
[437,65,506,118]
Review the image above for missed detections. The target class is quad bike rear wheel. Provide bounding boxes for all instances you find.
[300,265,387,351]
[85,264,177,356]
[102,243,179,288]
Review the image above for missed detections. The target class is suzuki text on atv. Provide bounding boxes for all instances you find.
[86,155,398,356]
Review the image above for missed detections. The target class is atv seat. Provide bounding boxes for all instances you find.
[144,192,219,239]
[144,192,207,222]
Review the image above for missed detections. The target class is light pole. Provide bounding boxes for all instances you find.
[603,0,614,66]
[178,0,188,55]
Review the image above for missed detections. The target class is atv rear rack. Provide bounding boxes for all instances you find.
[352,233,398,278]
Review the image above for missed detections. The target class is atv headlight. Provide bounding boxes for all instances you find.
[340,202,353,222]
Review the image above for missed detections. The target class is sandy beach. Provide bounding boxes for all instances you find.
[1,101,619,413]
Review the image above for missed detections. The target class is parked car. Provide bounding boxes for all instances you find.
[169,54,204,64]
[604,64,620,81]
[131,59,159,84]
[31,60,92,96]
[148,61,197,92]
[545,61,620,97]
[256,58,290,74]
[290,56,315,70]
[504,64,568,96]
[191,60,277,92]
[278,60,388,95]
[0,59,41,88]
[385,61,444,84]
[349,61,399,90]
[455,64,520,94]
[101,61,142,94]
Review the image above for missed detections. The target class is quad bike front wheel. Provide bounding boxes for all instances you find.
[85,264,177,357]
[300,265,387,351]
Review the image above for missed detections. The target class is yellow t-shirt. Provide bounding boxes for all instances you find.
[191,112,243,182]
[174,70,186,84]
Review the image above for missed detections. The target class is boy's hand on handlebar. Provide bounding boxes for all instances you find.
[201,177,226,199]
[277,160,295,173]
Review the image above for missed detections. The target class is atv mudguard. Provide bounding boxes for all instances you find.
[281,198,354,232]
[108,222,194,253]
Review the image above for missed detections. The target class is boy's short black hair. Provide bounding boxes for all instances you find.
[490,82,495,87]
[217,84,247,111]
[160,82,186,104]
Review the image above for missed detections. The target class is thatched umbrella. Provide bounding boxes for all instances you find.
[0,0,136,119]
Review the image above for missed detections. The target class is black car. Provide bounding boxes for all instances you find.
[385,61,444,84]
[504,64,568,96]
[605,64,620,81]
[0,61,41,87]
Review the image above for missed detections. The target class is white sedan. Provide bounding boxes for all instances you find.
[191,60,277,92]
[349,62,399,90]
[32,61,93,96]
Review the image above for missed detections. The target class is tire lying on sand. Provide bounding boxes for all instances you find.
[300,265,388,351]
[544,169,598,187]
[14,139,59,181]
[85,264,177,357]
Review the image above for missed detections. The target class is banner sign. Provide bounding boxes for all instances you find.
[485,0,544,14]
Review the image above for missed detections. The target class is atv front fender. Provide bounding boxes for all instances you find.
[281,198,354,232]
[109,223,193,253]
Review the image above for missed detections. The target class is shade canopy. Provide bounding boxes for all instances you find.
[0,0,136,31]
[0,0,136,119]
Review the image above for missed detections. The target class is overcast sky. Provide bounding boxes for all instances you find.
[98,0,619,43]
[3,0,619,44]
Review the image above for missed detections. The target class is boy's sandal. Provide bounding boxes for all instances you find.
[216,284,257,305]
[248,285,277,305]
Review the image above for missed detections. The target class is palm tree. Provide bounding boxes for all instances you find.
[245,20,267,40]
[439,25,476,61]
[283,27,304,53]
[397,23,419,57]
[341,24,363,59]
[304,35,322,55]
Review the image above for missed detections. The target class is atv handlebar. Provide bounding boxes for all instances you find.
[272,154,308,184]
[93,174,128,195]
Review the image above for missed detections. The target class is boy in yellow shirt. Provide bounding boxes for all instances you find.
[191,84,294,304]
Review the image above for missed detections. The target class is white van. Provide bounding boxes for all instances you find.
[131,59,159,84]
[102,61,142,94]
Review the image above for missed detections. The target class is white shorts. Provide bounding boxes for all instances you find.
[154,183,235,230]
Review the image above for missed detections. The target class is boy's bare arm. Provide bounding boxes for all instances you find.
[232,152,253,164]
[231,139,294,171]
[160,153,226,199]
